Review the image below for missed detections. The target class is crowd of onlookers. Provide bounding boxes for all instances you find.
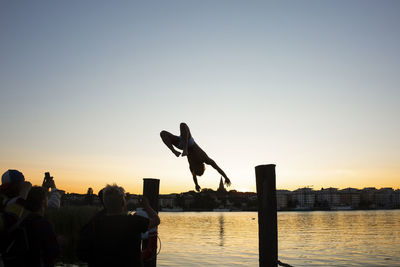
[0,169,160,267]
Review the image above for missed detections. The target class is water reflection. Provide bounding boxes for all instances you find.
[219,214,224,246]
[157,210,400,267]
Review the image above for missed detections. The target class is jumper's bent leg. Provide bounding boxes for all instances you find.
[180,122,192,156]
[160,130,181,157]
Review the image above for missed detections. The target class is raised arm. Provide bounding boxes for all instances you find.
[142,197,160,230]
[205,158,231,186]
[192,173,201,192]
[47,179,61,209]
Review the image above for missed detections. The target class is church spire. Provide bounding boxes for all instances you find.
[217,176,226,193]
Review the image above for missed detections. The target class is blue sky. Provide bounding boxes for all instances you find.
[1,1,399,193]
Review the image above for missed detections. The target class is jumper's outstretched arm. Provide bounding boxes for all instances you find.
[205,158,231,186]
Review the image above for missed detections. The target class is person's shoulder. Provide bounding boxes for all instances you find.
[81,210,105,231]
[128,214,149,226]
[129,213,148,221]
[130,214,150,233]
[92,209,107,221]
[94,213,123,225]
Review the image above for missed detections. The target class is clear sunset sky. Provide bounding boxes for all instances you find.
[1,1,399,194]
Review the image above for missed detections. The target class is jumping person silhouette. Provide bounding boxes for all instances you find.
[160,123,231,192]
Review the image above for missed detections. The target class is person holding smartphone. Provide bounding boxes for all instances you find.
[41,172,61,209]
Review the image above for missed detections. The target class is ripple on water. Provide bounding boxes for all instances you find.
[157,210,400,267]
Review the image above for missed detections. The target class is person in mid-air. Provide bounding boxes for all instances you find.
[160,122,231,192]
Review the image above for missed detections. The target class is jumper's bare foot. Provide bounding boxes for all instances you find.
[181,149,188,157]
[195,184,201,192]
[173,151,181,157]
[224,177,231,187]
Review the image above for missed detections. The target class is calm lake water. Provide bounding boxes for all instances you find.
[157,210,400,267]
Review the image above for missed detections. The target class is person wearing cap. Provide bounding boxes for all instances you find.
[0,170,32,267]
[2,186,61,267]
[0,169,32,232]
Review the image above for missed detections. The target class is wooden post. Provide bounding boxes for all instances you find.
[255,164,277,267]
[143,178,160,267]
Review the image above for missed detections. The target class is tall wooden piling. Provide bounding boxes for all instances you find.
[255,164,277,267]
[143,178,160,267]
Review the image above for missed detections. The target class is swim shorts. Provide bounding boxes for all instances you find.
[177,136,195,150]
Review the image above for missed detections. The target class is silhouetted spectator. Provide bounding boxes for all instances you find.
[77,184,160,267]
[98,188,104,206]
[3,186,60,267]
[85,187,94,205]
[126,193,138,211]
[0,170,32,221]
[0,170,32,266]
[93,187,107,218]
[76,187,107,265]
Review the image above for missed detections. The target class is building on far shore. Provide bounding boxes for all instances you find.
[276,190,291,210]
[60,185,399,211]
[375,188,395,208]
[292,187,315,209]
[360,187,377,208]
[316,187,340,208]
[339,188,361,208]
[393,190,400,208]
[159,194,179,209]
